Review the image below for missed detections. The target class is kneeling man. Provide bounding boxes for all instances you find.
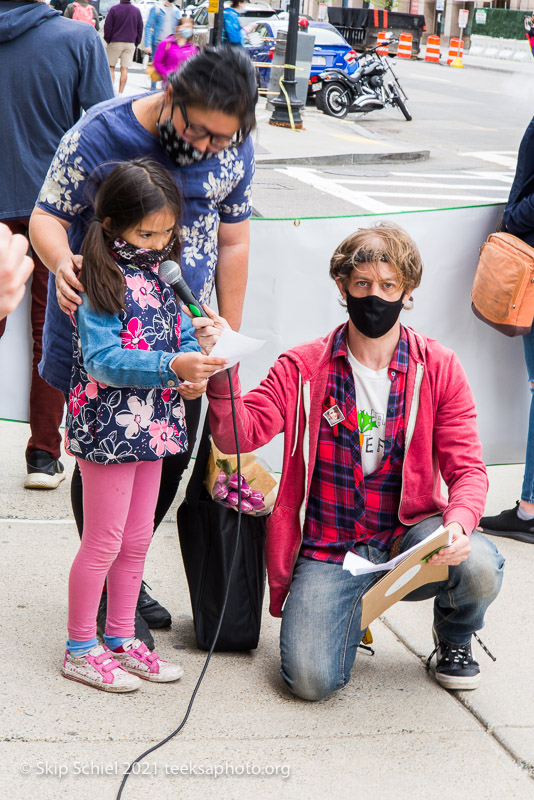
[195,223,504,700]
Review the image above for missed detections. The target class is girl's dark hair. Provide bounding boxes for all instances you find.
[167,45,258,140]
[82,158,182,315]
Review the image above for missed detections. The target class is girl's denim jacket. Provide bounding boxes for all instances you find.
[65,261,200,465]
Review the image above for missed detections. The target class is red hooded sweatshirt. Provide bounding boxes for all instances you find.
[207,323,488,618]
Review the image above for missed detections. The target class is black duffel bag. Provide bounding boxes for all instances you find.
[177,416,267,651]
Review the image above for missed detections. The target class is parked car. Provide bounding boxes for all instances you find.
[247,21,356,92]
[192,1,280,35]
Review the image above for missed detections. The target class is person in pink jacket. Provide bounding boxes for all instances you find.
[193,222,504,700]
[153,17,198,87]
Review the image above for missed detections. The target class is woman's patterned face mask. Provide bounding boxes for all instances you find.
[110,237,175,272]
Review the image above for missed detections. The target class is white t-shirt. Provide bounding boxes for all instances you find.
[346,346,392,477]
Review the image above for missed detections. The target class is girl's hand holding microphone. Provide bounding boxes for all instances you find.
[184,304,230,355]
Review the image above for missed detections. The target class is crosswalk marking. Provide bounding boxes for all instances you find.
[339,179,509,191]
[277,167,419,213]
[461,151,517,169]
[277,163,513,213]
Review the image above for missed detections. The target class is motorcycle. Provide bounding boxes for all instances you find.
[314,38,412,122]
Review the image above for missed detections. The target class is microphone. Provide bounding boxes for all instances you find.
[159,260,208,318]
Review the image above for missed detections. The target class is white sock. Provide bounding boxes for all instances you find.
[517,505,534,521]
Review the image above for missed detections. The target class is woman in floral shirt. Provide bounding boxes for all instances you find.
[29,46,257,644]
[62,158,226,692]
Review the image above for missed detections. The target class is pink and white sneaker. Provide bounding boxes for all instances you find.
[62,645,141,693]
[112,639,184,683]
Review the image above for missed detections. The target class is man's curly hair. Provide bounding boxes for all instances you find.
[329,222,423,292]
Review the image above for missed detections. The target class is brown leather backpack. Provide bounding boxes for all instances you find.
[471,231,534,337]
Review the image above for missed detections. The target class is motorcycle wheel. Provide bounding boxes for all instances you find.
[390,86,412,121]
[316,82,350,119]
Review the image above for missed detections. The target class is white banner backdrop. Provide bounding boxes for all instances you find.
[0,204,528,470]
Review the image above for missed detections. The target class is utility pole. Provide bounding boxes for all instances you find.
[269,0,304,128]
[209,0,224,45]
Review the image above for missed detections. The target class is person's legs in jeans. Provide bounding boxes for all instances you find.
[400,516,504,643]
[279,552,388,701]
[2,219,64,485]
[480,329,534,538]
[280,519,503,701]
[521,327,534,508]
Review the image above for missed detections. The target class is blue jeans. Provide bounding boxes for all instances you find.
[279,516,504,701]
[522,328,534,502]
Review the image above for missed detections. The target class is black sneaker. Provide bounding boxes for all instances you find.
[137,581,172,629]
[479,501,534,544]
[96,593,155,651]
[24,449,66,490]
[427,627,480,690]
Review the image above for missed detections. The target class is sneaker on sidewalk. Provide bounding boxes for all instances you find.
[137,581,172,629]
[112,639,184,683]
[24,449,65,490]
[479,501,534,544]
[427,627,480,690]
[62,645,141,692]
[96,593,155,651]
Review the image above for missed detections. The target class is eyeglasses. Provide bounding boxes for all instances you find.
[178,103,238,150]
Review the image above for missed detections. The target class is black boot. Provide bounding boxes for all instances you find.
[96,592,155,651]
[137,581,172,629]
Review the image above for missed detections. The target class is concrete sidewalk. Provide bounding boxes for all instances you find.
[1,417,534,800]
[253,104,429,166]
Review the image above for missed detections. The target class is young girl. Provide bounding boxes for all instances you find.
[62,158,227,692]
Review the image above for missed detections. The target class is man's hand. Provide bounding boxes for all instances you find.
[178,380,207,400]
[427,522,471,566]
[0,223,34,320]
[171,351,227,383]
[56,254,84,313]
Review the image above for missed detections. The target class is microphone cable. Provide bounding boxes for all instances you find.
[116,368,242,799]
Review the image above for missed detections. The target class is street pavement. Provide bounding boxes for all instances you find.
[2,56,534,800]
[2,417,534,799]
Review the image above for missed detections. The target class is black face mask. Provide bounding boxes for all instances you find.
[346,291,404,339]
[157,116,213,167]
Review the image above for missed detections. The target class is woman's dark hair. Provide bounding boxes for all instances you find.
[83,158,182,315]
[167,45,258,140]
[230,0,245,7]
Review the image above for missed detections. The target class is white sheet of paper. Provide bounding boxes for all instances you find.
[209,327,266,372]
[182,328,266,385]
[342,525,450,577]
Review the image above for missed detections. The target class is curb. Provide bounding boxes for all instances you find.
[254,149,430,166]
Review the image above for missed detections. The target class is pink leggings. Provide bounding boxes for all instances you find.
[68,458,163,642]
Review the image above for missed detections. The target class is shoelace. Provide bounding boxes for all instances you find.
[426,632,495,671]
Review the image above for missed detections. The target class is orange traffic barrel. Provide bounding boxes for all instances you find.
[397,32,413,59]
[376,31,389,55]
[447,37,464,66]
[424,35,441,63]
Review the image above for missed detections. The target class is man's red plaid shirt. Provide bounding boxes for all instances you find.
[301,324,408,563]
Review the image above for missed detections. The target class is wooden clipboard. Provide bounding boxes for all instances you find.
[360,528,451,630]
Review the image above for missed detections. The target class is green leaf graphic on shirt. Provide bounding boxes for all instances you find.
[358,410,377,433]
